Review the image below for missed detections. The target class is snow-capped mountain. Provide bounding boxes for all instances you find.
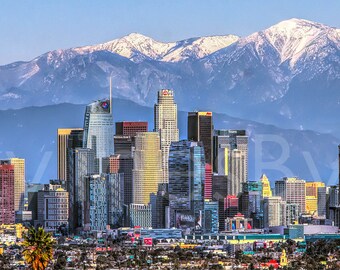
[0,18,339,136]
[75,32,239,62]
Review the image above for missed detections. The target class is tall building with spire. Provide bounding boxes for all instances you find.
[83,99,114,173]
[154,90,179,182]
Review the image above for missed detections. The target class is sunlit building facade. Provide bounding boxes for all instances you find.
[154,90,179,182]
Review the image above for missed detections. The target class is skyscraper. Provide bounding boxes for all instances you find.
[37,181,69,233]
[83,99,114,173]
[104,154,134,206]
[132,132,163,205]
[263,196,286,227]
[67,148,95,232]
[275,177,306,214]
[8,158,25,212]
[213,130,248,196]
[168,140,205,230]
[116,121,148,137]
[188,112,213,165]
[0,163,15,224]
[154,90,179,182]
[57,128,83,181]
[260,174,272,198]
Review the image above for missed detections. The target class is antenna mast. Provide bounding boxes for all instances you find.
[109,76,112,114]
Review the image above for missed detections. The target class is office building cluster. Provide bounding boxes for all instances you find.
[2,89,340,236]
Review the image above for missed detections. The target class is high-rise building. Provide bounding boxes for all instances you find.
[129,204,152,228]
[203,200,219,234]
[263,196,286,228]
[116,121,148,137]
[150,183,169,229]
[213,130,248,196]
[260,174,272,197]
[154,90,179,182]
[240,181,263,228]
[83,99,114,173]
[328,185,340,227]
[57,128,83,181]
[275,177,306,214]
[36,181,69,233]
[84,173,124,231]
[285,203,299,225]
[0,163,15,224]
[104,155,134,207]
[114,122,148,156]
[85,174,107,231]
[204,164,213,200]
[188,112,213,165]
[318,186,327,218]
[67,148,95,232]
[306,182,325,197]
[168,140,205,230]
[133,132,163,205]
[225,195,239,218]
[212,174,228,231]
[106,173,124,228]
[7,158,25,212]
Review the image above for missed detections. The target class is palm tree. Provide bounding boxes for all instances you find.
[22,227,55,270]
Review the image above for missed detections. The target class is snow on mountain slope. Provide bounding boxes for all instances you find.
[74,33,239,62]
[238,18,340,69]
[162,35,239,62]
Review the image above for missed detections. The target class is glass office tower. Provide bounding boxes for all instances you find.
[83,99,114,173]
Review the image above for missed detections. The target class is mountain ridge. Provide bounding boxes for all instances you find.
[0,18,339,137]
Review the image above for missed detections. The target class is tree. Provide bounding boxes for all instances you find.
[53,251,67,270]
[22,227,55,270]
[0,253,14,269]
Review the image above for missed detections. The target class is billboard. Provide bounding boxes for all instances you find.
[143,238,153,246]
[176,212,195,230]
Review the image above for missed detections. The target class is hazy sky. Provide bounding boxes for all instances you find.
[1,0,339,65]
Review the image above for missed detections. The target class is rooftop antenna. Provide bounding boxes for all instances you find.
[109,76,112,114]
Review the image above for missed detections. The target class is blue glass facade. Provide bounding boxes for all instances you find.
[169,140,205,231]
[83,99,114,173]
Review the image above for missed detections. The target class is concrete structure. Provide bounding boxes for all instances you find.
[263,196,286,227]
[213,130,248,196]
[57,128,83,181]
[133,132,163,205]
[188,111,213,166]
[129,204,152,228]
[275,177,306,214]
[83,99,114,173]
[0,163,15,224]
[168,140,205,230]
[37,182,69,233]
[154,90,179,182]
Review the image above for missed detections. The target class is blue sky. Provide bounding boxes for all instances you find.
[1,0,339,65]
